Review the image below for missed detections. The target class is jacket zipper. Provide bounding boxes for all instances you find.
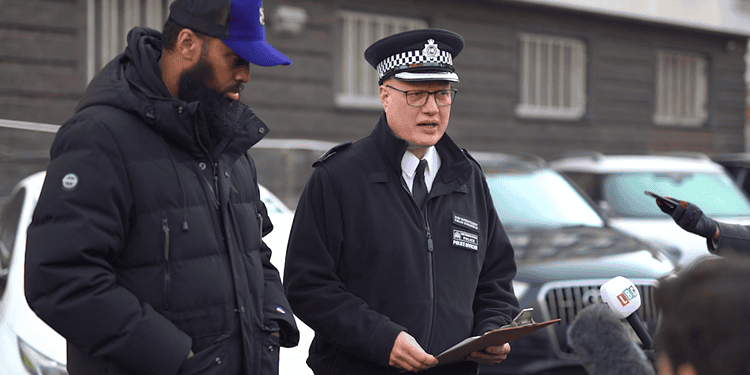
[403,182,436,350]
[423,205,436,350]
[212,163,220,209]
[162,211,171,310]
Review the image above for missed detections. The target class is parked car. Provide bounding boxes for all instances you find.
[471,152,675,375]
[0,171,314,375]
[548,152,750,267]
[711,152,750,199]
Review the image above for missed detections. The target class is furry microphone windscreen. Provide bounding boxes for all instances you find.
[567,304,655,375]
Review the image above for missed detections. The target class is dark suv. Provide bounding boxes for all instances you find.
[471,152,674,375]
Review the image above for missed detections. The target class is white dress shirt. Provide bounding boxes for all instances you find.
[401,146,441,194]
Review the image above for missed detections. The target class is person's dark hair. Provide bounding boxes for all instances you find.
[653,256,750,375]
[162,20,210,52]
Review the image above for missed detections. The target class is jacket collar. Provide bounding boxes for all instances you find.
[371,113,472,188]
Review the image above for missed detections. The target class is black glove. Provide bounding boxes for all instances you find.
[658,198,717,239]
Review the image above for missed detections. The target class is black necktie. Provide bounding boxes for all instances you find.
[412,159,428,209]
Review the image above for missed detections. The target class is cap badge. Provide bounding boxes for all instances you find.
[423,39,440,62]
[259,7,265,26]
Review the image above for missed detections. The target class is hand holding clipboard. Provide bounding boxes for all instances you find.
[435,308,560,365]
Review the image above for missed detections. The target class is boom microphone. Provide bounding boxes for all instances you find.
[599,276,653,349]
[568,303,655,375]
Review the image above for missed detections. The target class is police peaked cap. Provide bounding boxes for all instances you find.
[364,28,464,85]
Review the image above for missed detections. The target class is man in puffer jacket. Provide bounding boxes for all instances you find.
[24,0,298,374]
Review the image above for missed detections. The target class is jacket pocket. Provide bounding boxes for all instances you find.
[177,339,229,375]
[260,331,280,375]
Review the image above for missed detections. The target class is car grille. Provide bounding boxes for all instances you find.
[536,279,659,359]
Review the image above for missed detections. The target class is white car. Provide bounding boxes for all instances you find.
[0,171,313,375]
[550,153,750,266]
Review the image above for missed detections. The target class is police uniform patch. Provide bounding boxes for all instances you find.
[452,212,479,232]
[452,229,478,251]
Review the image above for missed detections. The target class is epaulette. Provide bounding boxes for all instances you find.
[313,142,352,167]
[461,148,483,171]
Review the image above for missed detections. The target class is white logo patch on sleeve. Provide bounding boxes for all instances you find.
[62,173,78,191]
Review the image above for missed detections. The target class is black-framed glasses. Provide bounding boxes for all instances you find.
[385,85,458,107]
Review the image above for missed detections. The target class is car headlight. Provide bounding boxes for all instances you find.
[511,280,531,300]
[18,338,68,375]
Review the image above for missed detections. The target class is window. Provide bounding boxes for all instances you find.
[335,10,427,109]
[516,33,587,120]
[654,50,708,126]
[86,0,171,83]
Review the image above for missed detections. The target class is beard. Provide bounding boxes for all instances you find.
[177,58,244,146]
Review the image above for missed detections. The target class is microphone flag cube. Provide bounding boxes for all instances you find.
[600,276,641,319]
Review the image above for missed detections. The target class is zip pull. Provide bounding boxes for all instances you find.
[424,212,434,252]
[162,212,172,311]
[212,163,220,209]
[162,213,170,261]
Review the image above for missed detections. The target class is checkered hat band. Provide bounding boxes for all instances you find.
[376,50,454,79]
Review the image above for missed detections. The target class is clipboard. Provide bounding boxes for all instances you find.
[435,308,560,365]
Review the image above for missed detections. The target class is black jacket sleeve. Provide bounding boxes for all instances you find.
[24,119,192,375]
[708,221,750,257]
[257,196,300,347]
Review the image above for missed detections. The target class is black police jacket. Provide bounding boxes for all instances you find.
[24,27,298,375]
[284,114,520,374]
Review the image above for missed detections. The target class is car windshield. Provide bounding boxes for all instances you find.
[603,172,750,218]
[485,169,604,228]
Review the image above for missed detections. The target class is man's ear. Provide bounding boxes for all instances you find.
[379,84,390,110]
[175,28,203,63]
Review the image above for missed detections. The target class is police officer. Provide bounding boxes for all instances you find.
[283,29,520,374]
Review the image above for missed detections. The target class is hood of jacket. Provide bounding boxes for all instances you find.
[75,27,266,157]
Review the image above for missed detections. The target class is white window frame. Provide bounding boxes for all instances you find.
[335,10,428,110]
[516,33,587,120]
[653,50,708,127]
[87,0,171,83]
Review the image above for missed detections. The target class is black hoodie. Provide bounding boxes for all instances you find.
[25,27,298,375]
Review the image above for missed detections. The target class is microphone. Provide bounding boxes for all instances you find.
[568,303,655,375]
[599,276,653,349]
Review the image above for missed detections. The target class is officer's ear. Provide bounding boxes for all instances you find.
[379,79,393,111]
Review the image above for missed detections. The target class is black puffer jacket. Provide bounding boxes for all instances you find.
[25,27,298,375]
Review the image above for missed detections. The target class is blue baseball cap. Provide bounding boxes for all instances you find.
[168,0,291,67]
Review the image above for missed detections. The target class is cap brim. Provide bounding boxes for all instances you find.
[394,71,459,83]
[223,39,292,67]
